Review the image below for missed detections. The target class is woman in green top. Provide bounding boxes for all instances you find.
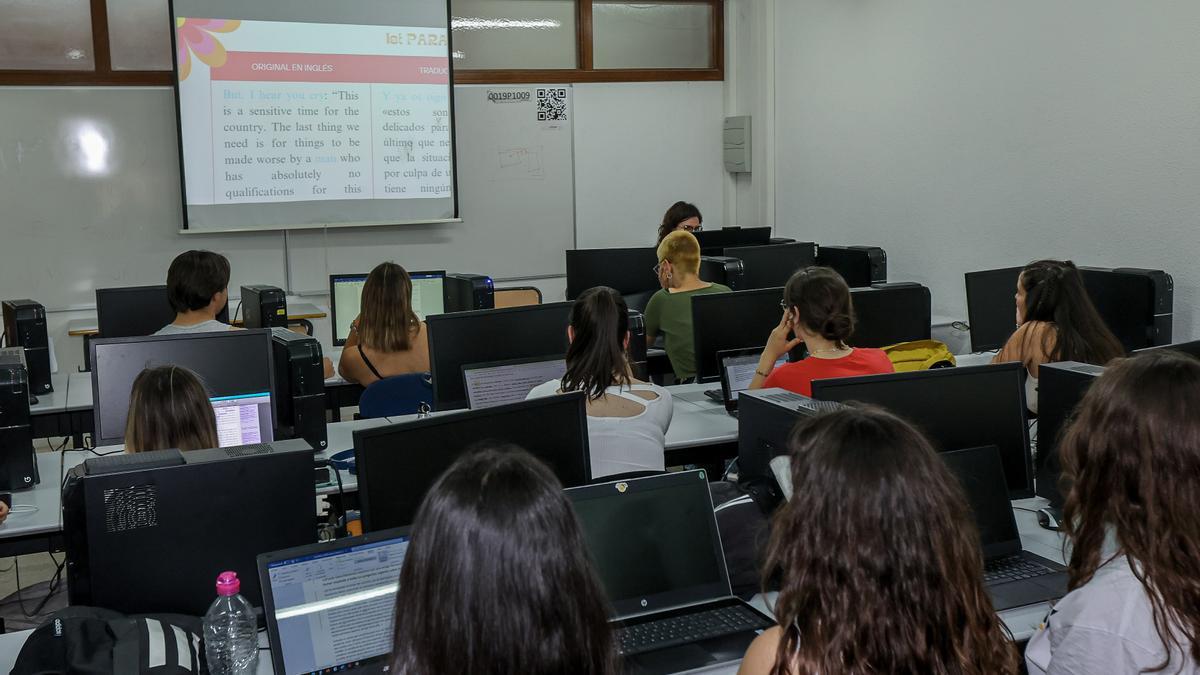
[644,230,732,382]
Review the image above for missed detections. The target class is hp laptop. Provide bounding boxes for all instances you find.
[705,348,787,414]
[462,355,567,409]
[566,471,774,674]
[941,446,1068,611]
[258,527,412,675]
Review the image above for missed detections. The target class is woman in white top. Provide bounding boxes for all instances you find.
[1026,351,1200,675]
[528,286,672,479]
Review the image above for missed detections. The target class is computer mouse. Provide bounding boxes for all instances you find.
[1036,507,1060,532]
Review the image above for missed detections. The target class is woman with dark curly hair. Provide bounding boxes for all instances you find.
[738,405,1018,675]
[1026,351,1200,674]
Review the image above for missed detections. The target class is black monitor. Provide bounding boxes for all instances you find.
[848,283,932,348]
[329,271,446,346]
[811,363,1034,498]
[964,267,1021,352]
[1036,362,1104,507]
[95,285,229,338]
[89,330,276,448]
[815,246,886,288]
[692,227,772,255]
[1134,340,1200,359]
[62,439,316,616]
[427,303,571,410]
[723,242,817,290]
[1080,267,1170,352]
[354,393,592,532]
[691,287,788,383]
[565,247,660,312]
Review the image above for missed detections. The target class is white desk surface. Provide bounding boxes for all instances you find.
[65,371,93,412]
[28,373,70,415]
[0,450,86,539]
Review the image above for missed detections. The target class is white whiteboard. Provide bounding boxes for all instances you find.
[0,84,575,308]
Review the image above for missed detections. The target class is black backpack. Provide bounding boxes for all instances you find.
[11,607,207,675]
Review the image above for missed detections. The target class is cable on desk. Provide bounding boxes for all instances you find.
[8,505,39,515]
[233,300,244,324]
[15,552,66,618]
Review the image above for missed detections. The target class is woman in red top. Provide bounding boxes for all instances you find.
[749,267,894,396]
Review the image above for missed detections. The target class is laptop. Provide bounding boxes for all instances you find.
[704,348,787,414]
[462,355,567,409]
[258,527,412,675]
[941,445,1069,611]
[566,471,774,674]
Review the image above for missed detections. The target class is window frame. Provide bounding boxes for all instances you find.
[0,0,723,86]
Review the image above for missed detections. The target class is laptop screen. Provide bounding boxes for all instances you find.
[940,445,1022,558]
[264,532,411,675]
[722,352,787,400]
[330,271,446,345]
[566,471,730,618]
[210,392,273,447]
[463,357,568,409]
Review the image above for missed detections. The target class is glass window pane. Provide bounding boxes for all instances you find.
[451,0,576,70]
[0,0,94,70]
[593,2,711,70]
[107,0,173,71]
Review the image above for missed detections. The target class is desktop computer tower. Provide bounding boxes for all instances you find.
[270,328,328,451]
[2,299,52,395]
[815,246,887,287]
[241,285,288,329]
[736,389,828,511]
[445,274,495,312]
[1036,362,1104,507]
[0,358,38,490]
[1079,267,1173,350]
[699,256,746,291]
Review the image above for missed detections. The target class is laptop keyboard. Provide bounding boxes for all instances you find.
[984,554,1057,584]
[616,604,773,656]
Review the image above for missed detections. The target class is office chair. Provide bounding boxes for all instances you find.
[357,373,434,419]
[494,287,543,308]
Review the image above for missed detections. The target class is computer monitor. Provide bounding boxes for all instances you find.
[691,287,787,383]
[95,285,229,338]
[89,330,275,448]
[964,267,1021,352]
[723,242,817,290]
[1079,267,1168,352]
[1036,361,1104,507]
[463,355,568,409]
[1134,340,1200,360]
[940,446,1023,558]
[63,439,315,616]
[692,227,772,255]
[355,393,591,532]
[259,527,411,675]
[810,363,1034,498]
[815,246,887,288]
[565,248,660,312]
[329,271,446,346]
[427,303,572,410]
[848,283,932,348]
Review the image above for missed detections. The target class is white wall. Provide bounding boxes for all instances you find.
[754,0,1200,339]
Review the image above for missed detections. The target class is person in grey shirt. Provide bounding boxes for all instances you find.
[153,250,234,336]
[1026,351,1200,675]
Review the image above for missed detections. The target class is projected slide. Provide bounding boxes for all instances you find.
[172,0,456,231]
[178,19,451,204]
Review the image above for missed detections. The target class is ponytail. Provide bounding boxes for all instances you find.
[561,287,632,400]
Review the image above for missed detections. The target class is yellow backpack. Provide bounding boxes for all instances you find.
[881,339,956,372]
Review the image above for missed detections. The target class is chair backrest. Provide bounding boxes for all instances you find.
[358,373,434,419]
[494,287,543,309]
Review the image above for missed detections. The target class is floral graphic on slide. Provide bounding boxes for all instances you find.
[175,18,241,81]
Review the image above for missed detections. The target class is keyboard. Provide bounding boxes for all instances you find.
[983,554,1057,584]
[761,391,842,414]
[615,604,773,656]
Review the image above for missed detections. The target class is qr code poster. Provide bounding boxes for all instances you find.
[537,88,569,123]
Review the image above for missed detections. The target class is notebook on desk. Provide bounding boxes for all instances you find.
[566,471,774,675]
[258,527,412,675]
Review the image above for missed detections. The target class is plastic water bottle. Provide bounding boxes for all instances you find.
[203,571,259,675]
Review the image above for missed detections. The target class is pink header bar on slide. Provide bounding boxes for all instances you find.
[211,52,449,84]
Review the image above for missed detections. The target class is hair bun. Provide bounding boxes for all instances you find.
[822,314,853,341]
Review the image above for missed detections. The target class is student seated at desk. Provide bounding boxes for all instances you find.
[748,267,893,396]
[155,250,235,335]
[656,200,703,245]
[337,262,431,386]
[528,287,672,479]
[390,445,616,675]
[1026,352,1200,675]
[992,259,1122,414]
[644,230,731,382]
[124,365,218,453]
[738,406,1018,675]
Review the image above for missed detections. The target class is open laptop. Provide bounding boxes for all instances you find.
[941,445,1068,611]
[258,527,412,675]
[462,355,567,409]
[704,348,787,414]
[566,471,774,674]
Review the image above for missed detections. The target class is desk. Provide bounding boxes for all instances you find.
[0,451,87,557]
[65,303,328,337]
[28,374,71,440]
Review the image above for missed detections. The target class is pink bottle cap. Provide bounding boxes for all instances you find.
[215,571,241,597]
